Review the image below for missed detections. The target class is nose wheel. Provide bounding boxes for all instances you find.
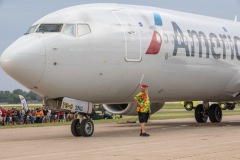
[71,114,94,137]
[80,119,94,137]
[71,119,82,137]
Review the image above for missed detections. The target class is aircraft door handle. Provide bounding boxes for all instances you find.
[128,31,135,34]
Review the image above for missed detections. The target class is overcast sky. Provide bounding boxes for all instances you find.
[0,0,240,91]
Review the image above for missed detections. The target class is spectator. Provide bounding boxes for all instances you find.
[36,108,44,123]
[42,108,47,123]
[39,108,44,123]
[12,108,18,125]
[7,109,13,125]
[28,110,34,124]
[1,107,7,126]
[46,109,51,123]
[56,111,60,122]
[31,109,36,123]
[22,109,27,124]
[0,108,2,125]
[17,109,22,125]
[24,109,30,124]
[51,111,56,123]
[59,111,64,122]
[6,110,10,125]
[65,111,70,122]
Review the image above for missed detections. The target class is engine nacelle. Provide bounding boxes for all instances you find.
[103,102,165,115]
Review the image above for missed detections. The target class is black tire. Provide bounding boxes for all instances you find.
[220,103,227,110]
[227,103,236,110]
[195,104,208,123]
[80,119,94,137]
[209,104,222,123]
[184,102,193,111]
[71,119,82,137]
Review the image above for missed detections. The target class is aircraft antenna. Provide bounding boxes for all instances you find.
[122,74,145,101]
[139,74,145,84]
[234,15,238,22]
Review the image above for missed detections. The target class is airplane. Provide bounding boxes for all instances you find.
[1,3,240,137]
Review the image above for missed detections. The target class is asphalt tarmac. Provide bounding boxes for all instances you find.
[1,115,240,160]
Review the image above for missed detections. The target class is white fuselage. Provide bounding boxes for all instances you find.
[1,4,240,104]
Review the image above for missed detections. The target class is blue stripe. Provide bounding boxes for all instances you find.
[154,12,162,26]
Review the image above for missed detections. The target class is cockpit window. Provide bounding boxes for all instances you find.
[63,24,76,36]
[77,24,91,36]
[25,24,38,34]
[36,24,63,33]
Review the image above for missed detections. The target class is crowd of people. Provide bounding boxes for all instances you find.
[0,107,73,126]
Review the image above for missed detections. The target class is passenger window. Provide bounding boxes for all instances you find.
[225,40,229,49]
[163,34,169,43]
[63,24,76,36]
[183,36,188,45]
[171,35,174,44]
[77,24,91,36]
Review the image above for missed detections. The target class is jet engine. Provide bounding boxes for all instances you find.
[102,102,165,115]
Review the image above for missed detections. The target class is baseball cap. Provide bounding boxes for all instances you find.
[141,84,148,88]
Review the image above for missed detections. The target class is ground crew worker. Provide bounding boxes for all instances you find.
[134,84,150,137]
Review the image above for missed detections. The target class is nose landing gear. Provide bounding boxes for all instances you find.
[71,114,94,137]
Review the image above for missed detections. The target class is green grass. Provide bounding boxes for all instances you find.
[0,104,43,110]
[163,103,184,109]
[1,103,240,129]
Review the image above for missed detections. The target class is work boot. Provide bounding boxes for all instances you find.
[140,132,150,137]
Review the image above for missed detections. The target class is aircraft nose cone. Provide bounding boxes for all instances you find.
[0,35,46,89]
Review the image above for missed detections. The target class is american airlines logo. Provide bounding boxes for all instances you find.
[146,13,163,55]
[172,22,240,60]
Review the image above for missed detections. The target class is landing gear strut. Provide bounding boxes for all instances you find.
[195,103,222,123]
[71,114,94,137]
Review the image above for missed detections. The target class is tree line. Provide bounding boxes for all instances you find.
[0,89,42,104]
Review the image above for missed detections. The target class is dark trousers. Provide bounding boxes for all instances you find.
[138,112,149,123]
[36,117,42,123]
